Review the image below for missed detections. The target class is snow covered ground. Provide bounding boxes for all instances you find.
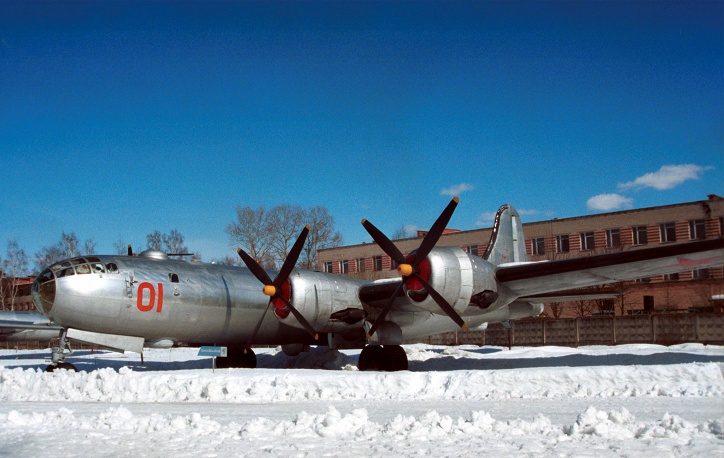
[0,343,722,457]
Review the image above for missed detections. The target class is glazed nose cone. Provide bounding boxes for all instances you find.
[32,269,56,315]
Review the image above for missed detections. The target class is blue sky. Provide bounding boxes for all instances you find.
[1,0,722,267]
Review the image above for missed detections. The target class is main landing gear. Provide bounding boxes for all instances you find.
[358,345,408,372]
[215,348,257,369]
[45,330,78,372]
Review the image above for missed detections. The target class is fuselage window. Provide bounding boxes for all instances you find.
[169,273,179,283]
[106,263,119,273]
[92,263,105,273]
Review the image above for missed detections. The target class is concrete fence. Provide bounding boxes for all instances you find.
[415,314,724,347]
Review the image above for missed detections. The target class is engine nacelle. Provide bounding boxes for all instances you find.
[278,270,367,334]
[405,247,498,315]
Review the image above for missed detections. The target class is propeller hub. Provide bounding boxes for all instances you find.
[262,285,277,296]
[397,263,414,277]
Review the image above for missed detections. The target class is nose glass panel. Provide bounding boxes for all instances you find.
[32,269,56,314]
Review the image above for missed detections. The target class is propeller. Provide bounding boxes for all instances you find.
[237,225,318,352]
[361,197,467,338]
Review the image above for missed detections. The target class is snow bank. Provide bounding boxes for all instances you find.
[1,361,722,403]
[1,405,722,457]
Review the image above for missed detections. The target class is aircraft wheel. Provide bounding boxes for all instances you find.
[217,349,257,369]
[358,345,385,371]
[382,345,408,372]
[46,362,77,372]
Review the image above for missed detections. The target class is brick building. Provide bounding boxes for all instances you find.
[318,195,724,318]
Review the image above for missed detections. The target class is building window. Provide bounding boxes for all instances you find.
[660,222,676,243]
[606,229,621,249]
[580,232,595,251]
[693,268,710,280]
[689,219,706,240]
[373,255,383,271]
[632,226,648,245]
[356,258,365,273]
[466,245,479,256]
[340,259,349,274]
[390,257,398,270]
[663,273,679,281]
[556,234,570,253]
[323,261,333,273]
[532,237,545,255]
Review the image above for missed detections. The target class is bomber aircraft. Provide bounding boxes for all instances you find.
[19,198,724,371]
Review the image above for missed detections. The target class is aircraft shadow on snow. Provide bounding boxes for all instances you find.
[2,347,723,372]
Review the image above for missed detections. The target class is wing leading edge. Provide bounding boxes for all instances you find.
[497,238,724,299]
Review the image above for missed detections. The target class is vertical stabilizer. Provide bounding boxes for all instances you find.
[482,204,528,265]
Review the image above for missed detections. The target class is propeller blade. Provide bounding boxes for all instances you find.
[276,225,310,286]
[366,281,405,338]
[237,248,274,286]
[415,197,459,263]
[127,244,133,256]
[361,219,406,265]
[413,273,468,330]
[278,295,318,340]
[244,300,272,354]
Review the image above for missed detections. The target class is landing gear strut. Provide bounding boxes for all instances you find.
[358,345,408,372]
[216,348,257,369]
[46,330,77,372]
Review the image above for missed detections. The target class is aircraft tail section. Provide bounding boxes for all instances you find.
[482,204,528,265]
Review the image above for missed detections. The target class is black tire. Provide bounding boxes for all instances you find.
[46,362,78,372]
[382,345,408,372]
[358,345,384,371]
[216,349,257,369]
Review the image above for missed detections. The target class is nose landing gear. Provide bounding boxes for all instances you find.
[45,330,77,372]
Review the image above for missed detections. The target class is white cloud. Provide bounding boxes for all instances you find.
[441,183,474,196]
[587,193,634,211]
[618,164,713,191]
[475,211,497,226]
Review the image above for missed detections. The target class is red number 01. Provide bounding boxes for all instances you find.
[137,282,164,313]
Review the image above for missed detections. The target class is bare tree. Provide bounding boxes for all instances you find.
[146,230,163,251]
[34,232,99,271]
[301,206,343,269]
[267,204,305,266]
[113,235,128,255]
[163,229,189,257]
[392,225,415,240]
[61,232,79,257]
[545,302,565,319]
[1,240,29,310]
[212,255,242,266]
[145,229,190,259]
[226,206,275,269]
[572,299,596,317]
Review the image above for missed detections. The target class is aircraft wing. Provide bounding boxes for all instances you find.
[497,238,724,299]
[0,310,64,342]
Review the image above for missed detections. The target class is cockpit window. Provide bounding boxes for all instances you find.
[38,269,54,284]
[106,263,119,273]
[57,267,75,278]
[75,264,91,275]
[70,258,87,265]
[92,262,105,273]
[51,261,71,272]
[86,256,101,263]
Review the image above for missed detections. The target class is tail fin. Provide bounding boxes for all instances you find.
[482,204,528,265]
